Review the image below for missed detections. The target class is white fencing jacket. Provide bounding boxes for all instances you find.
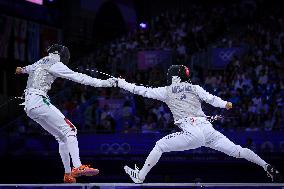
[22,53,110,110]
[118,79,227,123]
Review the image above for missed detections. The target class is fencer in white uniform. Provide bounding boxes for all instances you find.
[15,44,116,183]
[116,65,281,183]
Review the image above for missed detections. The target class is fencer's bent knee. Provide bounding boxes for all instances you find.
[56,132,77,145]
[60,131,77,143]
[58,119,77,142]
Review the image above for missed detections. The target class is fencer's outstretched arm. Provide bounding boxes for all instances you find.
[21,61,42,74]
[16,60,42,74]
[195,85,232,109]
[17,56,57,74]
[117,78,167,101]
[49,62,114,87]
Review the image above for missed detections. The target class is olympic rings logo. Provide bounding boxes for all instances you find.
[100,143,131,154]
[219,50,235,61]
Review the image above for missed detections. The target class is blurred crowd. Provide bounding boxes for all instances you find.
[202,7,284,131]
[8,0,284,136]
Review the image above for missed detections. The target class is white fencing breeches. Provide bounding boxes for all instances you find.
[139,117,267,180]
[156,117,267,167]
[26,102,77,142]
[25,95,81,172]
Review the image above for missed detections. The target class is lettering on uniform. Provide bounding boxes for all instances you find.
[180,93,186,100]
[172,85,193,93]
[41,57,49,64]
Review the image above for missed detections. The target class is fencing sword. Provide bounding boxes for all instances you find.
[75,68,116,78]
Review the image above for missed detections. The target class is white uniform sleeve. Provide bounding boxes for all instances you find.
[195,85,227,108]
[118,79,167,101]
[49,62,111,87]
[22,61,41,74]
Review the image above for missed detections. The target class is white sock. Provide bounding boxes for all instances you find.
[59,141,71,173]
[139,145,163,181]
[66,135,82,168]
[241,148,267,170]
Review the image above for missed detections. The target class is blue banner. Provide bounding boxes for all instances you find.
[78,131,284,156]
[137,50,172,70]
[2,131,283,157]
[211,47,244,69]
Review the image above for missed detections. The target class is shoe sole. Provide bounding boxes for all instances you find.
[64,179,76,183]
[73,169,99,177]
[64,177,76,183]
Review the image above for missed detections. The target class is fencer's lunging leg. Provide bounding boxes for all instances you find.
[139,144,162,181]
[46,105,82,168]
[28,105,82,168]
[59,140,71,173]
[66,135,82,168]
[136,130,204,181]
[238,147,267,169]
[26,103,98,182]
[27,107,73,174]
[207,131,267,170]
